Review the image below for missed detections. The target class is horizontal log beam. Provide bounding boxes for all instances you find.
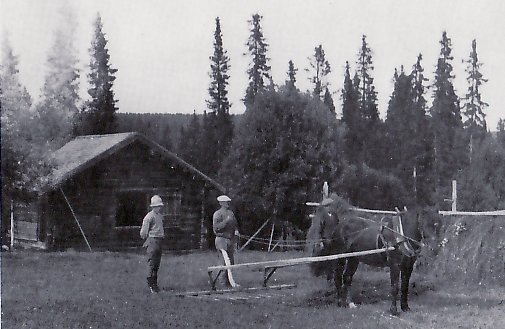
[438,210,505,216]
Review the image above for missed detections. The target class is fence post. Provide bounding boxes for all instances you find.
[10,200,14,250]
[451,180,457,212]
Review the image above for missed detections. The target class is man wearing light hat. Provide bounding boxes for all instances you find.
[140,195,165,293]
[213,195,239,286]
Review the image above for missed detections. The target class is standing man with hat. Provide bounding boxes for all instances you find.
[213,195,240,287]
[140,195,165,293]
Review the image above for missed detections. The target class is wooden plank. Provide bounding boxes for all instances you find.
[208,247,395,272]
[439,210,505,216]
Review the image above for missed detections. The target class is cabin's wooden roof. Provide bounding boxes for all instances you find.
[47,132,225,192]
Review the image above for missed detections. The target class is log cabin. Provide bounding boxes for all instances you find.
[10,132,226,251]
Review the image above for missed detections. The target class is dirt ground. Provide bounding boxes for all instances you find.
[1,250,504,329]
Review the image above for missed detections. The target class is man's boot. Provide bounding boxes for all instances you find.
[147,277,158,293]
[152,275,160,293]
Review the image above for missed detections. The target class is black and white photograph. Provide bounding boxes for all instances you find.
[2,0,504,328]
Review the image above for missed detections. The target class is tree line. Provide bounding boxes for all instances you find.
[2,12,505,240]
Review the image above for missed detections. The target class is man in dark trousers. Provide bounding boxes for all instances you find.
[140,195,165,293]
[213,195,240,287]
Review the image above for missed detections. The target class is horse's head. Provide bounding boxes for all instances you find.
[393,207,431,256]
[306,195,343,256]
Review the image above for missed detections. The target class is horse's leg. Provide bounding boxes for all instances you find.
[333,259,345,307]
[400,257,416,311]
[341,257,359,308]
[388,259,400,316]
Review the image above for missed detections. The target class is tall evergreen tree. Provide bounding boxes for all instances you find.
[430,31,466,202]
[385,64,433,205]
[341,62,363,165]
[323,87,335,113]
[80,13,118,135]
[244,13,271,106]
[462,39,488,156]
[206,17,234,174]
[306,44,331,99]
[34,6,80,146]
[355,35,381,167]
[411,54,435,205]
[286,60,298,91]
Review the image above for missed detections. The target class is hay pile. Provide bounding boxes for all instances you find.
[429,215,505,286]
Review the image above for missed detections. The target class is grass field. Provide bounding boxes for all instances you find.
[1,250,504,329]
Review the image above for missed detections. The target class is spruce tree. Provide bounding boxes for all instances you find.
[430,31,466,202]
[411,54,435,205]
[206,17,234,176]
[385,64,433,205]
[341,61,363,165]
[323,87,336,113]
[356,35,381,167]
[462,39,488,156]
[80,13,118,135]
[286,60,298,91]
[244,13,271,107]
[306,44,331,99]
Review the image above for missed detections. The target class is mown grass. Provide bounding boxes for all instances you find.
[1,250,504,329]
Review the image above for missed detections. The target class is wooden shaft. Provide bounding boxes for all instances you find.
[208,247,395,272]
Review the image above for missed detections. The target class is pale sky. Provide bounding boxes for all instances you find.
[2,0,505,129]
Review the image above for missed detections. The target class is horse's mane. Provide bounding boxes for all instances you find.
[328,193,354,217]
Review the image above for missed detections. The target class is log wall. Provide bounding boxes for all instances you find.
[41,141,213,251]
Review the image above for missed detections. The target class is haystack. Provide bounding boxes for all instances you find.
[429,216,505,286]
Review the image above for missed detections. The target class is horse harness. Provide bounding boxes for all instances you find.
[360,215,422,258]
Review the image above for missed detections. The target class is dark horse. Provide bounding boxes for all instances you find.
[307,194,424,315]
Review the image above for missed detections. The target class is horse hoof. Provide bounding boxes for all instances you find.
[349,302,357,309]
[401,305,411,312]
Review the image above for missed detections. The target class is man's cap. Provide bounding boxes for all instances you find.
[217,195,232,202]
[321,198,334,206]
[150,195,164,207]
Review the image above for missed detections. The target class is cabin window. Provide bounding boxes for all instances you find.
[115,192,148,227]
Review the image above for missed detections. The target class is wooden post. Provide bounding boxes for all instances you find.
[413,166,417,204]
[10,200,14,250]
[322,181,329,199]
[268,223,275,252]
[451,180,457,212]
